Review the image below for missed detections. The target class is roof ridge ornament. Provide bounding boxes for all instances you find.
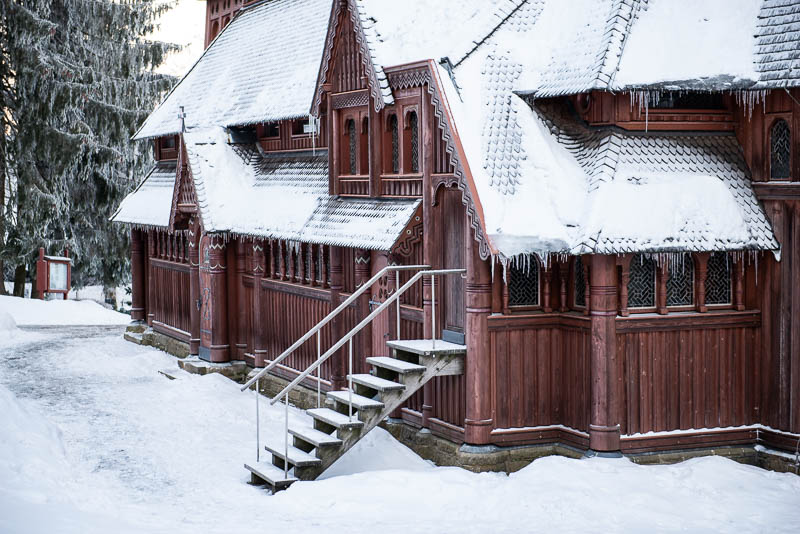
[178,106,187,134]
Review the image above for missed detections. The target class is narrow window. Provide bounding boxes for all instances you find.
[409,111,419,173]
[705,252,732,305]
[628,255,656,308]
[666,253,694,307]
[389,114,399,174]
[262,122,279,138]
[346,119,356,175]
[292,119,310,136]
[574,256,586,307]
[770,119,791,180]
[359,116,369,175]
[508,257,540,306]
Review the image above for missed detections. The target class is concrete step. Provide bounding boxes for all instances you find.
[366,356,426,375]
[348,373,406,393]
[386,339,467,356]
[327,390,384,410]
[264,442,321,467]
[289,425,342,448]
[307,407,364,429]
[244,460,297,489]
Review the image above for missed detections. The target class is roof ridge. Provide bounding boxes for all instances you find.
[595,0,647,90]
[453,0,531,68]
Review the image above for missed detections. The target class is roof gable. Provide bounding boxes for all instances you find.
[312,0,392,116]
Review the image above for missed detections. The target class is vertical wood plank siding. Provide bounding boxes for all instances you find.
[489,321,591,433]
[616,326,759,435]
[147,230,192,338]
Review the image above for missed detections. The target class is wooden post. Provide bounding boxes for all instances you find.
[657,262,668,315]
[618,255,632,317]
[130,228,146,322]
[234,240,248,359]
[253,240,267,367]
[695,252,710,313]
[464,232,493,445]
[208,235,230,363]
[542,264,553,313]
[734,254,745,311]
[421,93,436,429]
[188,221,201,356]
[147,231,156,326]
[368,97,382,197]
[355,249,372,367]
[559,261,569,312]
[588,254,621,454]
[329,246,346,390]
[583,257,591,316]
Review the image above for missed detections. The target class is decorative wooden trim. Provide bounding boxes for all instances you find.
[330,89,370,109]
[753,182,800,200]
[259,278,332,302]
[487,311,591,331]
[312,0,386,116]
[616,310,760,333]
[490,426,590,449]
[150,258,191,273]
[387,65,492,260]
[400,305,424,323]
[621,428,757,454]
[391,205,423,257]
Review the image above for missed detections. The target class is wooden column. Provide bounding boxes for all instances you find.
[188,221,201,356]
[464,232,493,445]
[558,261,569,312]
[588,254,621,453]
[253,240,267,367]
[695,253,710,313]
[421,93,436,429]
[542,264,553,313]
[147,231,156,326]
[130,228,146,323]
[355,249,372,367]
[207,236,230,363]
[618,255,632,316]
[657,263,668,315]
[329,246,346,390]
[233,240,248,360]
[368,96,382,197]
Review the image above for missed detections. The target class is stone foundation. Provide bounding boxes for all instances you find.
[124,324,190,358]
[178,357,250,383]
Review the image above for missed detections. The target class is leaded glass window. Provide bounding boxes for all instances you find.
[347,119,357,175]
[770,119,791,180]
[628,255,656,308]
[508,258,539,306]
[705,252,731,305]
[667,254,694,307]
[409,111,419,173]
[574,256,586,307]
[389,114,399,174]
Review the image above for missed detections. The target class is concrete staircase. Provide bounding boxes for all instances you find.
[245,339,465,491]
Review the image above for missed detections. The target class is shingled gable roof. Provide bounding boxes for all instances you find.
[754,0,800,88]
[433,4,780,261]
[182,127,420,249]
[111,161,176,228]
[135,0,331,140]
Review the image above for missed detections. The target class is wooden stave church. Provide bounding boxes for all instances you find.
[112,0,800,461]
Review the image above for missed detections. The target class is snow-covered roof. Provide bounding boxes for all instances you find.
[439,36,779,260]
[754,0,800,89]
[111,161,176,227]
[134,0,331,140]
[183,127,419,249]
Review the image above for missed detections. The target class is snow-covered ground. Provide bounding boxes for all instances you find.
[0,294,129,326]
[1,321,799,533]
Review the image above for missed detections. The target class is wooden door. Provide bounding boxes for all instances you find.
[198,236,213,361]
[441,189,465,343]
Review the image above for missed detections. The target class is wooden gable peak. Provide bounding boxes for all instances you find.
[312,0,390,117]
[168,136,200,233]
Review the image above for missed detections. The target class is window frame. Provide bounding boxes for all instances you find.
[768,116,792,182]
[506,256,543,311]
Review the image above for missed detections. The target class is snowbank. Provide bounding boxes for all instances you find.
[0,295,129,326]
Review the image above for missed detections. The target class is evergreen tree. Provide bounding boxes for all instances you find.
[0,0,178,296]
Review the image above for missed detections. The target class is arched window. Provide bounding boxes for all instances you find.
[508,257,540,307]
[346,119,356,175]
[409,110,419,173]
[359,117,369,175]
[628,255,656,308]
[209,21,220,42]
[705,252,731,305]
[770,119,791,180]
[667,253,694,307]
[574,256,587,307]
[389,114,399,174]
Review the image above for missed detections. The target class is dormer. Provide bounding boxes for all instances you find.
[573,91,735,132]
[154,135,179,161]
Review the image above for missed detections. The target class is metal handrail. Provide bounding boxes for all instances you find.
[268,268,466,406]
[240,264,429,392]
